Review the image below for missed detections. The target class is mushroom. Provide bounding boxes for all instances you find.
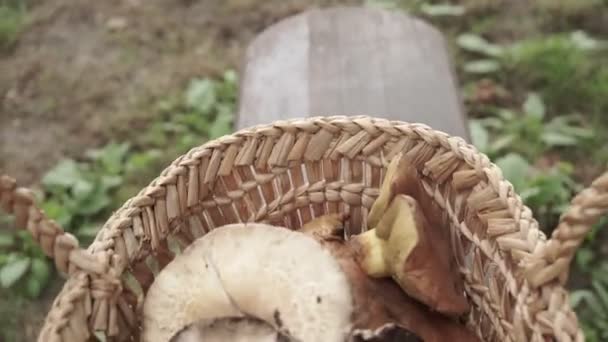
[319,235,479,342]
[142,223,354,342]
[143,204,476,342]
[169,317,292,342]
[353,154,469,316]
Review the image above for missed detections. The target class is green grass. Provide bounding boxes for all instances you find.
[0,72,238,338]
[505,34,608,120]
[0,1,25,50]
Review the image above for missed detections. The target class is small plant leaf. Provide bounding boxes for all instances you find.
[463,59,501,74]
[42,159,81,189]
[86,143,130,175]
[457,34,504,57]
[541,131,578,146]
[523,93,545,119]
[76,184,111,216]
[186,78,216,114]
[0,257,30,288]
[72,179,95,201]
[26,275,43,298]
[29,258,50,285]
[420,3,465,16]
[495,153,531,190]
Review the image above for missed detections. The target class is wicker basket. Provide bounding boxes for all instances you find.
[1,116,606,342]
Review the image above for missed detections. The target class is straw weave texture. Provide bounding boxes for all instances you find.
[2,116,605,342]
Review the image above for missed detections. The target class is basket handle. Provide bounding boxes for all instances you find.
[524,171,608,288]
[0,175,112,277]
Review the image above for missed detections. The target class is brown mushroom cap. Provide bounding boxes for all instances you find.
[142,223,353,342]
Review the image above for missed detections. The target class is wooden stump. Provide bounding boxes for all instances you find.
[237,7,469,140]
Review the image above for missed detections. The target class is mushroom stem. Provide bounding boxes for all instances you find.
[353,194,469,316]
[352,195,419,284]
[351,229,390,278]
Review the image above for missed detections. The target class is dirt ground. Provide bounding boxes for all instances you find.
[0,0,355,339]
[0,0,355,185]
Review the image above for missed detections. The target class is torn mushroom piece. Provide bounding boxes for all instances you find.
[310,215,479,342]
[354,154,469,317]
[142,223,353,342]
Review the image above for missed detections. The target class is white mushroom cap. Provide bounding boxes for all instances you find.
[170,317,287,342]
[143,223,353,342]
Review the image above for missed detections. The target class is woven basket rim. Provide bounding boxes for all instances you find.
[22,115,585,341]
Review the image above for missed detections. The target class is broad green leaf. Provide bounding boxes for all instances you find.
[469,120,489,152]
[72,178,94,200]
[541,131,578,146]
[420,3,465,16]
[463,59,501,74]
[523,93,545,119]
[186,78,216,114]
[98,143,130,174]
[30,258,51,284]
[76,185,111,216]
[0,257,30,288]
[495,153,531,190]
[0,232,15,248]
[26,274,43,298]
[42,159,81,189]
[457,34,504,57]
